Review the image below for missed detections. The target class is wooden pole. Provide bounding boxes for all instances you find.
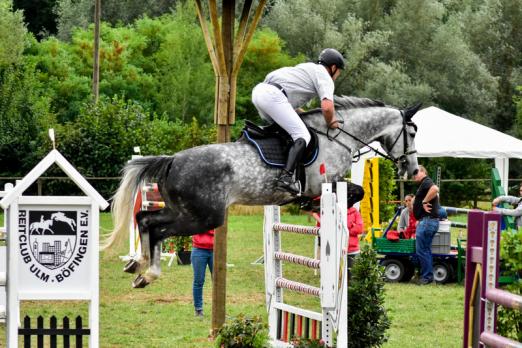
[92,0,101,103]
[211,0,234,334]
[195,0,267,335]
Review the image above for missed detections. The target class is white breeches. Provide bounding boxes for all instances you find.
[252,83,311,145]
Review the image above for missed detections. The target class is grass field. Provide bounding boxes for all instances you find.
[0,212,465,347]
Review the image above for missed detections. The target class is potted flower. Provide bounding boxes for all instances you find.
[174,235,192,265]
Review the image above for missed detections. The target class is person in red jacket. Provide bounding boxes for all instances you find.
[347,206,364,253]
[191,229,215,317]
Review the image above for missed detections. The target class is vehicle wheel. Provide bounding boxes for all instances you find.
[381,259,405,282]
[401,260,415,282]
[433,262,451,284]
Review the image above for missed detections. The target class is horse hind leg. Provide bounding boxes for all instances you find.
[132,219,174,288]
[129,209,178,287]
[132,240,162,288]
[123,210,158,275]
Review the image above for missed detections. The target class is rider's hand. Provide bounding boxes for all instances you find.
[492,198,500,207]
[422,202,432,213]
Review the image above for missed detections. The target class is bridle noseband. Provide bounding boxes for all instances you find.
[386,110,418,164]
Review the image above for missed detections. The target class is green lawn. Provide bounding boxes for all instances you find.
[0,212,465,347]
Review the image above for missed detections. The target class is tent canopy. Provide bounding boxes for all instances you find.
[412,106,522,159]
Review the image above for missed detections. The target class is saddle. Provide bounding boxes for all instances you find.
[240,120,319,191]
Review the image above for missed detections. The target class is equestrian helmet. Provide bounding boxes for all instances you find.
[318,48,345,70]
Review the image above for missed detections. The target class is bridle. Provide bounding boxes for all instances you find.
[310,110,417,165]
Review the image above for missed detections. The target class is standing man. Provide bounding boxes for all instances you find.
[413,165,440,285]
[492,183,522,229]
[251,48,345,193]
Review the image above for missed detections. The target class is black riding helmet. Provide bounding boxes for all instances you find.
[318,48,345,70]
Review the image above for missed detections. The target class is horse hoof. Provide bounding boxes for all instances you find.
[132,275,149,288]
[124,259,140,274]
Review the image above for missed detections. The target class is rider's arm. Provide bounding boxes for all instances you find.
[321,98,338,128]
[493,195,518,206]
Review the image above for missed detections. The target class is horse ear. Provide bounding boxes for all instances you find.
[403,102,422,122]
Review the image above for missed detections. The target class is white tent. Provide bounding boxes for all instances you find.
[351,106,522,192]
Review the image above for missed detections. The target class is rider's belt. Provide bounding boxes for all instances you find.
[266,81,288,98]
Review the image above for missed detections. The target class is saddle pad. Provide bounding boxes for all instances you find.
[243,130,318,168]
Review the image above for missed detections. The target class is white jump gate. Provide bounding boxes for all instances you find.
[0,183,14,322]
[264,182,348,347]
[0,149,108,347]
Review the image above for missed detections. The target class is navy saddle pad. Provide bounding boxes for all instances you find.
[241,121,319,168]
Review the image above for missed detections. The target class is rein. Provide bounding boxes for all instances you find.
[309,109,417,165]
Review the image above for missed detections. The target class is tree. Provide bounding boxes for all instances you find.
[0,64,54,176]
[461,0,522,133]
[380,0,497,119]
[0,0,27,66]
[55,0,178,40]
[265,0,501,118]
[235,27,302,120]
[0,0,54,177]
[13,0,58,39]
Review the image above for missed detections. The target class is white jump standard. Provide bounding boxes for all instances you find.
[264,182,348,347]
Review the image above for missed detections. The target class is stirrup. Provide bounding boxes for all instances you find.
[276,173,301,195]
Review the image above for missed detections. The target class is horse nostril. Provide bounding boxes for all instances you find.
[413,168,419,176]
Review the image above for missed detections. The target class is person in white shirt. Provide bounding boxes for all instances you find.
[492,183,522,229]
[251,48,345,193]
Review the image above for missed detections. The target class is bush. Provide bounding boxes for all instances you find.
[497,228,522,341]
[348,245,390,347]
[214,314,269,348]
[290,337,324,348]
[52,96,215,198]
[0,63,55,178]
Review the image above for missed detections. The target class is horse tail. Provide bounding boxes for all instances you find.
[101,156,174,251]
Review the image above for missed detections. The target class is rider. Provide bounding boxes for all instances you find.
[252,48,345,193]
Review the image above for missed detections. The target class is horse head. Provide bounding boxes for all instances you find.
[379,102,421,178]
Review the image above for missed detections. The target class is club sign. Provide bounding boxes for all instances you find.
[17,209,90,284]
[15,205,94,294]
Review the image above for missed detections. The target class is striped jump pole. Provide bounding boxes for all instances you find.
[264,182,348,348]
[125,183,173,262]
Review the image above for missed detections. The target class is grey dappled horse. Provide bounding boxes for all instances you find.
[106,96,421,288]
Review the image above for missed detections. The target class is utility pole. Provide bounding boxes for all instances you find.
[92,0,101,103]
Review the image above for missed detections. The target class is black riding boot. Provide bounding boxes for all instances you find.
[276,138,307,193]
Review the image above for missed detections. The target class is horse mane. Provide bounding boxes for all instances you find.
[334,95,385,109]
[299,95,386,117]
